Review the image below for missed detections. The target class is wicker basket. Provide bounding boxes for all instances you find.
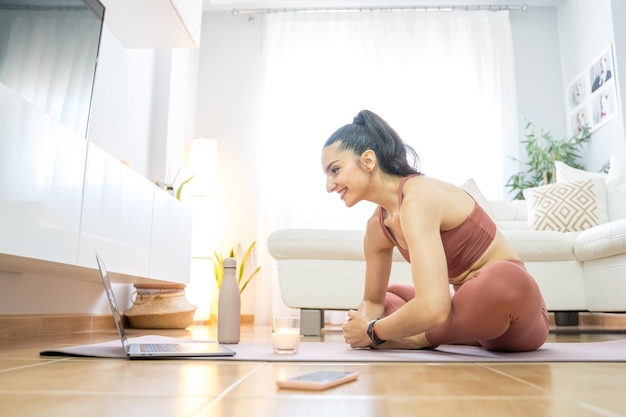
[125,285,197,329]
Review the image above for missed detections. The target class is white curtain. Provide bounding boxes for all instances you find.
[255,10,519,323]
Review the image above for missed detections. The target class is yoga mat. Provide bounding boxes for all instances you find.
[40,336,626,362]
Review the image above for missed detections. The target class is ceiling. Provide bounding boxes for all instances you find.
[202,0,563,12]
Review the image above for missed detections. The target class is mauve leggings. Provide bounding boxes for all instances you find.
[384,260,550,352]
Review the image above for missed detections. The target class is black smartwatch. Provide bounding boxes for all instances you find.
[366,318,386,346]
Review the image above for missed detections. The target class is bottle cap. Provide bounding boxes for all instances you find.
[223,257,237,268]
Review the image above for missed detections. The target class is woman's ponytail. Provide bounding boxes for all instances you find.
[325,110,420,176]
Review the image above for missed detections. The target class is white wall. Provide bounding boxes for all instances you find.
[88,26,198,186]
[0,272,131,315]
[557,0,626,170]
[510,7,565,141]
[612,0,626,141]
[88,26,156,176]
[196,7,571,250]
[86,0,622,233]
[194,11,263,253]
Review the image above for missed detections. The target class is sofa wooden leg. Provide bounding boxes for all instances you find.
[300,309,324,336]
[554,311,579,326]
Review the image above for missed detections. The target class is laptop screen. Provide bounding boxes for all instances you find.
[95,253,130,353]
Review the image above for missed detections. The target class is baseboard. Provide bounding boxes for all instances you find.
[0,314,117,339]
[549,312,626,329]
[4,312,621,339]
[203,314,255,325]
[0,313,257,339]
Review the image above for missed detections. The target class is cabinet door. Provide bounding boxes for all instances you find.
[78,142,153,276]
[0,84,84,265]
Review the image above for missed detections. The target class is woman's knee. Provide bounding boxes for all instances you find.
[383,284,415,316]
[387,283,415,301]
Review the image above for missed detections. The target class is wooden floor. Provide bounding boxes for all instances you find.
[1,316,626,417]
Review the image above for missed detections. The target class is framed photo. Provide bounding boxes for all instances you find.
[567,72,588,109]
[568,102,592,136]
[566,43,619,136]
[591,84,617,129]
[589,47,614,94]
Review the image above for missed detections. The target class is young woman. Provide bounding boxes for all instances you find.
[322,110,549,352]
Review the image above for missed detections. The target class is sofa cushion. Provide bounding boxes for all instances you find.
[574,218,626,261]
[554,160,606,182]
[267,229,407,262]
[501,230,577,261]
[523,179,608,232]
[490,200,527,230]
[268,229,365,261]
[555,157,626,221]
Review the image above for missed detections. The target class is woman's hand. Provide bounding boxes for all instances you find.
[342,310,373,348]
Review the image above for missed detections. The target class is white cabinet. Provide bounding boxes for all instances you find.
[0,84,85,265]
[78,143,154,276]
[0,85,192,285]
[78,142,193,282]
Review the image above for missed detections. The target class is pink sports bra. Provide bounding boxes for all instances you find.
[378,175,496,280]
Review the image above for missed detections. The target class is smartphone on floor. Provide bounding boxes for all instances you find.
[276,370,358,391]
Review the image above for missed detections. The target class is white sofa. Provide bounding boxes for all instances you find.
[267,207,626,335]
[267,158,626,335]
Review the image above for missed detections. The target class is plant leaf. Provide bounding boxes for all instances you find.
[239,266,261,293]
[212,241,261,294]
[238,241,256,284]
[211,251,224,289]
[505,120,591,199]
[175,174,195,200]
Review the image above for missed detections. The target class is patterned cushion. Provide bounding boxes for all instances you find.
[554,158,626,221]
[523,179,609,232]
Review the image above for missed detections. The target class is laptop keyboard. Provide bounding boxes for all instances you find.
[139,344,184,353]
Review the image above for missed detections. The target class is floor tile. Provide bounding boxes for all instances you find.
[0,393,209,417]
[0,359,264,396]
[0,320,624,417]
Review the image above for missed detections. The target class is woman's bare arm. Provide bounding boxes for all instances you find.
[357,211,395,320]
[364,181,454,342]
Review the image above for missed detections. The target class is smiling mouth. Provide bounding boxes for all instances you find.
[338,188,347,200]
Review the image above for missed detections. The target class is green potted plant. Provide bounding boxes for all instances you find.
[505,121,591,200]
[211,241,261,294]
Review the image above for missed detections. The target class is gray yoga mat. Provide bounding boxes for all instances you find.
[41,335,626,362]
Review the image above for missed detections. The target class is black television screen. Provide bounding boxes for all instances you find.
[0,0,105,138]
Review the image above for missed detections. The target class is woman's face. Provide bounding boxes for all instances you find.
[321,143,369,207]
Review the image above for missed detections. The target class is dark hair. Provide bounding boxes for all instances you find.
[323,110,421,176]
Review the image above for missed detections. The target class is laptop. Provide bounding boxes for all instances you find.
[95,253,235,359]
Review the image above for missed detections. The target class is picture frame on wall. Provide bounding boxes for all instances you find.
[568,101,592,137]
[566,43,618,136]
[590,48,614,93]
[591,85,617,128]
[567,72,588,109]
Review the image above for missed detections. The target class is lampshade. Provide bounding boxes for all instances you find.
[185,137,219,322]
